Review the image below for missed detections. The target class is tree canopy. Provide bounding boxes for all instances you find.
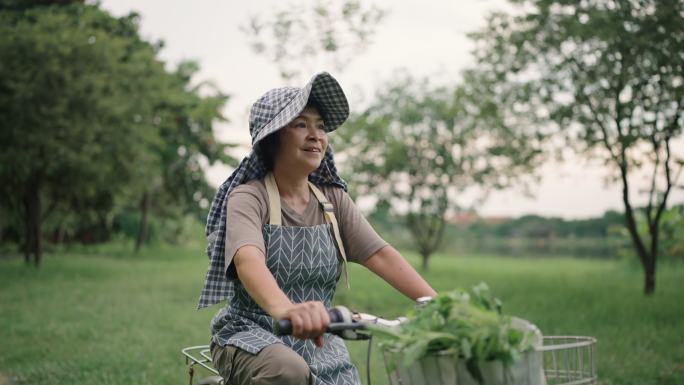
[240,0,385,82]
[469,0,684,293]
[334,74,544,269]
[0,3,233,263]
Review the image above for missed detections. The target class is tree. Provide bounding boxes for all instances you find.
[334,74,543,269]
[0,3,234,261]
[0,4,167,264]
[240,0,385,82]
[132,60,234,251]
[470,0,684,294]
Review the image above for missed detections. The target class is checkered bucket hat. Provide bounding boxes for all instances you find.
[197,72,349,309]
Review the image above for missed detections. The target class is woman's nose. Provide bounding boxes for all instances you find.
[307,125,324,139]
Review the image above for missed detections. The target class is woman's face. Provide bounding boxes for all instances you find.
[275,106,328,173]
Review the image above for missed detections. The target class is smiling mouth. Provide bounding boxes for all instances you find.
[303,148,321,153]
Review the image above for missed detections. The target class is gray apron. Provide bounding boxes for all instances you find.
[211,174,360,385]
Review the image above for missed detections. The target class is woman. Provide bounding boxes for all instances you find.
[198,72,436,385]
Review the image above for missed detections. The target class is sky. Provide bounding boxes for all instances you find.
[100,0,683,219]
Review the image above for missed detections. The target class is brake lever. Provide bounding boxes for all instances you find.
[353,312,407,327]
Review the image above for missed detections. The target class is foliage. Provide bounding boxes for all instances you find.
[110,210,204,246]
[469,0,684,293]
[369,209,630,258]
[446,210,630,258]
[369,207,684,259]
[660,205,684,261]
[467,210,625,238]
[125,59,234,251]
[240,0,385,81]
[0,4,167,262]
[0,3,233,260]
[142,60,234,221]
[620,204,684,262]
[334,74,543,268]
[369,283,535,383]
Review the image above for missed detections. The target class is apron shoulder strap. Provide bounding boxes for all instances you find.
[264,173,282,225]
[308,182,350,289]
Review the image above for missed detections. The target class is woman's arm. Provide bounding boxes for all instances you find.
[326,187,436,299]
[362,245,437,300]
[233,245,329,346]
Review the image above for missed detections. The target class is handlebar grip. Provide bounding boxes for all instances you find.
[273,306,349,336]
[274,319,293,336]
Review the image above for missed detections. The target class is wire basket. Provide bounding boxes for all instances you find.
[383,335,597,385]
[539,336,597,385]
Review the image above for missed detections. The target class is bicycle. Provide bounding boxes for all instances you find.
[181,305,597,385]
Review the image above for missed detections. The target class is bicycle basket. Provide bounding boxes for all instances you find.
[539,336,597,385]
[383,335,597,385]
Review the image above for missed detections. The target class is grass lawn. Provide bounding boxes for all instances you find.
[0,243,682,385]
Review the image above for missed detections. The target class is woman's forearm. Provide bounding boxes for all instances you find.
[233,245,293,319]
[363,245,437,300]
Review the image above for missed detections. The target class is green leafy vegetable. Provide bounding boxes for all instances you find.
[370,283,535,383]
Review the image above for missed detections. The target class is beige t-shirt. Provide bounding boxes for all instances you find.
[224,178,387,278]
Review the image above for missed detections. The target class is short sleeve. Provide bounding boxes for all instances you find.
[326,187,388,264]
[224,185,267,278]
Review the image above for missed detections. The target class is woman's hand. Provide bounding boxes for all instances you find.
[272,301,330,347]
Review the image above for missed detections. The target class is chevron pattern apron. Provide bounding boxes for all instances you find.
[211,174,360,385]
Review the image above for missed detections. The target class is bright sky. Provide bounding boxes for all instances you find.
[100,0,683,219]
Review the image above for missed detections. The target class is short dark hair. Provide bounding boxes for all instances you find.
[307,97,325,124]
[256,99,324,171]
[257,131,281,171]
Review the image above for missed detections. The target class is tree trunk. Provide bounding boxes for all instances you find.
[23,175,43,266]
[55,224,65,245]
[408,214,447,273]
[643,257,656,295]
[23,238,30,264]
[618,159,655,294]
[420,251,429,271]
[23,197,32,264]
[625,209,656,295]
[643,217,660,295]
[135,190,150,253]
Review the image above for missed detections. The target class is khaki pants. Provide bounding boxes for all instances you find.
[210,342,311,385]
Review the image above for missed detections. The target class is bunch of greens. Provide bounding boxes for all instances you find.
[370,283,536,382]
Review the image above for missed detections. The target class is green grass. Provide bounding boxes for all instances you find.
[1,246,683,385]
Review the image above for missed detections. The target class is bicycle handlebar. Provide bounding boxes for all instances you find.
[273,305,408,340]
[274,307,351,336]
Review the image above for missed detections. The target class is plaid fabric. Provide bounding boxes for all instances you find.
[251,72,349,144]
[198,72,349,309]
